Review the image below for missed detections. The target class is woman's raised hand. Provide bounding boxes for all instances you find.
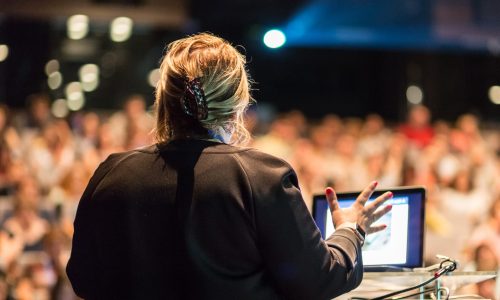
[325,181,393,234]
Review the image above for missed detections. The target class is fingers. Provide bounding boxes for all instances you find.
[370,204,393,223]
[367,224,388,234]
[325,187,340,212]
[356,181,378,206]
[365,192,393,214]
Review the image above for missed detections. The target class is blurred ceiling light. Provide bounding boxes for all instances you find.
[263,29,286,49]
[51,99,69,118]
[45,59,60,76]
[67,14,89,40]
[79,63,100,91]
[148,68,160,87]
[67,96,85,111]
[82,78,99,92]
[0,45,9,62]
[406,85,423,104]
[48,72,63,90]
[65,82,85,111]
[488,85,500,105]
[110,17,133,42]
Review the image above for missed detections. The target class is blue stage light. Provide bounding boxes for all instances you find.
[263,29,286,49]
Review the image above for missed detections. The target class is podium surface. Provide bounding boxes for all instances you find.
[340,271,497,300]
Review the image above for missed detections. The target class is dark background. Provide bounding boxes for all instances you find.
[0,0,499,122]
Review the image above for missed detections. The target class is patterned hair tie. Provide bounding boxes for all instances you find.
[181,78,208,120]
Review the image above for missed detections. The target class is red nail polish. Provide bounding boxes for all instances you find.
[388,192,393,197]
[387,204,392,209]
[325,188,333,195]
[373,181,378,187]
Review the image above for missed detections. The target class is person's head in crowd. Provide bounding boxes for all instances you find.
[154,33,252,145]
[54,119,73,145]
[0,139,11,175]
[41,122,63,151]
[310,124,333,149]
[81,112,101,140]
[0,103,10,133]
[269,115,300,141]
[97,122,123,151]
[14,176,40,213]
[344,118,363,138]
[321,114,343,136]
[473,243,498,299]
[457,114,480,137]
[451,168,475,193]
[362,114,385,136]
[6,160,28,187]
[365,153,385,179]
[475,243,498,271]
[14,274,36,300]
[124,94,147,120]
[449,129,470,154]
[27,93,51,128]
[400,104,435,148]
[433,120,451,136]
[287,110,308,136]
[335,133,357,158]
[407,104,431,128]
[60,161,90,198]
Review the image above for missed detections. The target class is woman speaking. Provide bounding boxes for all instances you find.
[67,33,392,300]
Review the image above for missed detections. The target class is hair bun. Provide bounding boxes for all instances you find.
[181,78,208,120]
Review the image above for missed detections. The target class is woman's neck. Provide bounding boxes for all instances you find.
[172,127,232,144]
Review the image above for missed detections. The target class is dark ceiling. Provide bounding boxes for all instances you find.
[0,0,499,122]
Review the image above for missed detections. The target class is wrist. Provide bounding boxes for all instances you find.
[337,222,365,244]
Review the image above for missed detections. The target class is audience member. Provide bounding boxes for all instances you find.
[399,104,434,148]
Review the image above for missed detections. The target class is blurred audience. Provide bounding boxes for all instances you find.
[0,98,498,299]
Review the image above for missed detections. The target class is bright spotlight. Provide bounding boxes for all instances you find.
[263,29,286,49]
[489,85,500,105]
[110,17,133,42]
[67,15,89,40]
[148,68,160,87]
[51,99,69,118]
[0,45,9,62]
[406,85,423,104]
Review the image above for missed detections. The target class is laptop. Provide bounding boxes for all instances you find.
[312,186,426,271]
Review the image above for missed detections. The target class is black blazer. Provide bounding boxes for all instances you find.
[67,140,363,300]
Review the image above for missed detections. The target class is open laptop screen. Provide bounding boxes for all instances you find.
[312,186,425,269]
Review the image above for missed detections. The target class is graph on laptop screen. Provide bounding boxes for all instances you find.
[326,197,409,265]
[313,187,425,269]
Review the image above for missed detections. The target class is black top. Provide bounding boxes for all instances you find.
[66,140,363,300]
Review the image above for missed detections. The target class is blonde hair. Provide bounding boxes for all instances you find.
[154,33,252,145]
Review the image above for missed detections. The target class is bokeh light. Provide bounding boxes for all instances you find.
[79,64,100,92]
[148,68,160,87]
[65,82,85,111]
[51,99,69,118]
[67,15,89,40]
[47,72,63,90]
[0,45,9,62]
[488,85,500,105]
[110,17,133,42]
[45,59,60,76]
[406,85,423,104]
